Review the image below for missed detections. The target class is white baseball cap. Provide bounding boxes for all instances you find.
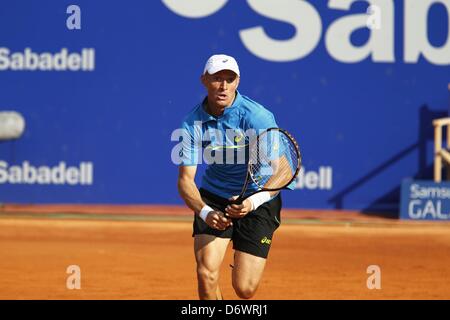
[203,54,240,76]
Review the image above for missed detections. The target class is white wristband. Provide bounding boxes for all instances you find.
[248,191,272,211]
[199,205,213,222]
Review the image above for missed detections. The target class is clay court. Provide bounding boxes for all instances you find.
[1,205,449,300]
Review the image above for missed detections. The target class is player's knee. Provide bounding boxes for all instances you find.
[196,266,219,286]
[232,282,257,299]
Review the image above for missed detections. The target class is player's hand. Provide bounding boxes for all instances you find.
[205,211,232,230]
[225,196,252,219]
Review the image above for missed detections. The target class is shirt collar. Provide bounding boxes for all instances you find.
[226,90,243,113]
[200,90,242,122]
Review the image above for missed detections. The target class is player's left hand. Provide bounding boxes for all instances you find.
[225,196,253,218]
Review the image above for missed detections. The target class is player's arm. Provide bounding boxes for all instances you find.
[177,166,232,230]
[177,165,203,213]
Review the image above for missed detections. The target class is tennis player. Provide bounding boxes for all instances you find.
[177,54,289,300]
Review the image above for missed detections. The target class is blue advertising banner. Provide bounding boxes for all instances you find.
[0,1,449,212]
[400,179,450,221]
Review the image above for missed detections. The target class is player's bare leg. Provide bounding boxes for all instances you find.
[194,234,230,300]
[231,250,266,299]
[216,284,223,300]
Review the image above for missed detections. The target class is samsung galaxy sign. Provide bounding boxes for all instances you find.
[162,0,450,65]
[400,180,450,221]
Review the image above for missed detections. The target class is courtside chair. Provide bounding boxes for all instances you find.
[433,84,450,182]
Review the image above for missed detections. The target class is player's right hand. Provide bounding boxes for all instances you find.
[205,211,232,230]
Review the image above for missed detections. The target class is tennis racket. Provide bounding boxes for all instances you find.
[229,127,301,205]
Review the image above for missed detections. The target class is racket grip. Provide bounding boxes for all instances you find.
[224,197,243,218]
[229,197,244,205]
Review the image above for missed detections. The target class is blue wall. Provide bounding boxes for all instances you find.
[0,0,449,212]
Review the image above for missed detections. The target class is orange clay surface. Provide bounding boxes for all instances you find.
[0,206,449,300]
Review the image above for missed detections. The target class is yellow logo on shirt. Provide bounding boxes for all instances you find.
[261,237,272,245]
[234,132,244,143]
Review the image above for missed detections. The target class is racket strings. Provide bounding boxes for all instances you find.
[249,130,300,190]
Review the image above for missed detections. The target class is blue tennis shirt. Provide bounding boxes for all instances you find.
[179,91,288,199]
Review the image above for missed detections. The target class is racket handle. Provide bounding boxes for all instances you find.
[225,195,247,219]
[229,196,244,205]
[225,196,245,218]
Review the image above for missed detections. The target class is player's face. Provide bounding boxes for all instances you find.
[202,70,240,113]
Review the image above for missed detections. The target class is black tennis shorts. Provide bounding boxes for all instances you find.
[193,188,282,259]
